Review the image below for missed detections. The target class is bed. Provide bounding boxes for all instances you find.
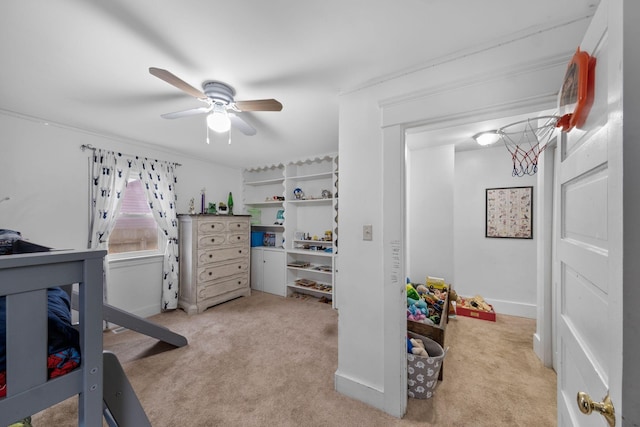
[0,247,151,426]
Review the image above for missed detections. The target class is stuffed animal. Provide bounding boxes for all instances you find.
[406,284,420,301]
[407,305,426,321]
[448,288,458,314]
[414,298,427,310]
[409,337,429,357]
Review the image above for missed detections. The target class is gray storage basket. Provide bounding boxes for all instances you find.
[407,331,446,399]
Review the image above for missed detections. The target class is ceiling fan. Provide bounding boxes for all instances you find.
[149,67,282,137]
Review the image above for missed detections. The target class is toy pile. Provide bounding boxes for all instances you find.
[461,294,492,312]
[406,280,448,326]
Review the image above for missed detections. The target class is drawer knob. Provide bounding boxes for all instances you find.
[209,254,213,258]
[209,272,212,276]
[238,265,241,269]
[211,238,215,242]
[211,225,215,229]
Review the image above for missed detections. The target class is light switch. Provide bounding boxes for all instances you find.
[363,224,373,241]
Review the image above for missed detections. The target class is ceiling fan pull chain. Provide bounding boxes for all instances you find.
[206,120,210,144]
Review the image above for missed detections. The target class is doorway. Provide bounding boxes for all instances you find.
[397,107,559,417]
[404,110,555,321]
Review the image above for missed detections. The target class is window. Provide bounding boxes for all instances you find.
[108,178,161,255]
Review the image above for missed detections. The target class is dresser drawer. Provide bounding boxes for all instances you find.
[197,220,227,234]
[197,274,249,300]
[197,233,227,249]
[227,233,249,246]
[228,220,249,232]
[197,260,249,282]
[197,246,250,265]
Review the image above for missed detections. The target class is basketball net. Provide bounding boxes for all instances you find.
[498,115,559,177]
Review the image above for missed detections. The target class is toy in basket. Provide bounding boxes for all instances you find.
[406,276,452,381]
[406,276,449,326]
[407,331,447,399]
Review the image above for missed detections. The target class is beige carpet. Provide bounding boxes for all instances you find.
[32,291,556,426]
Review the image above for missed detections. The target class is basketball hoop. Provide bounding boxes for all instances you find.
[498,115,560,177]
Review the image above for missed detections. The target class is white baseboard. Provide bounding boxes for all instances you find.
[484,298,537,319]
[533,332,543,359]
[334,370,385,413]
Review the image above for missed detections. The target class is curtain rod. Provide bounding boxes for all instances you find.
[80,144,182,166]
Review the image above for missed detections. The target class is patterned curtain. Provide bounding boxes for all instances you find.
[134,157,179,310]
[88,149,132,309]
[89,149,132,250]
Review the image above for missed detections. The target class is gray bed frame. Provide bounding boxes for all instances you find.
[0,249,152,426]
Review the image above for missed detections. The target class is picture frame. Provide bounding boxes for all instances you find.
[485,186,533,239]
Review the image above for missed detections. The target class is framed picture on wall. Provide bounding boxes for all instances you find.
[485,186,533,239]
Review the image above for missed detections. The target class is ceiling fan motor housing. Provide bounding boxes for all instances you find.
[202,81,235,105]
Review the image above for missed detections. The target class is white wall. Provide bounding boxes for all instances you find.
[405,142,537,318]
[406,143,454,283]
[335,88,386,408]
[0,112,243,315]
[109,256,164,318]
[454,146,537,317]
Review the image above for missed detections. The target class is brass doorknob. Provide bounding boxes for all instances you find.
[577,391,615,427]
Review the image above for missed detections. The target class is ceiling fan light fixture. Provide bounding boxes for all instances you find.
[473,130,501,146]
[207,103,231,133]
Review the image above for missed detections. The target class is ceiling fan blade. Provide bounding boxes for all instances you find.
[149,67,206,99]
[235,99,283,112]
[229,113,257,136]
[161,106,211,119]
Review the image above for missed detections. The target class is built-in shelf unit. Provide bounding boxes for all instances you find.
[243,154,338,308]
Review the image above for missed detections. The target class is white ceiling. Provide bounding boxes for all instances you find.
[0,1,597,168]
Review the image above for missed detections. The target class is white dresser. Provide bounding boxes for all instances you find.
[178,214,251,314]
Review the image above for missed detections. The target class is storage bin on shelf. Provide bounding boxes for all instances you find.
[251,231,265,247]
[247,208,262,225]
[407,331,446,399]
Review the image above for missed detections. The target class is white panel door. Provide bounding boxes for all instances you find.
[555,2,621,426]
[250,248,264,291]
[262,249,285,297]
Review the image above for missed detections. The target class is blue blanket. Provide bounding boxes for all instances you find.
[0,287,80,372]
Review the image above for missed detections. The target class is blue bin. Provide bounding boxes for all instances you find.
[251,231,265,247]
